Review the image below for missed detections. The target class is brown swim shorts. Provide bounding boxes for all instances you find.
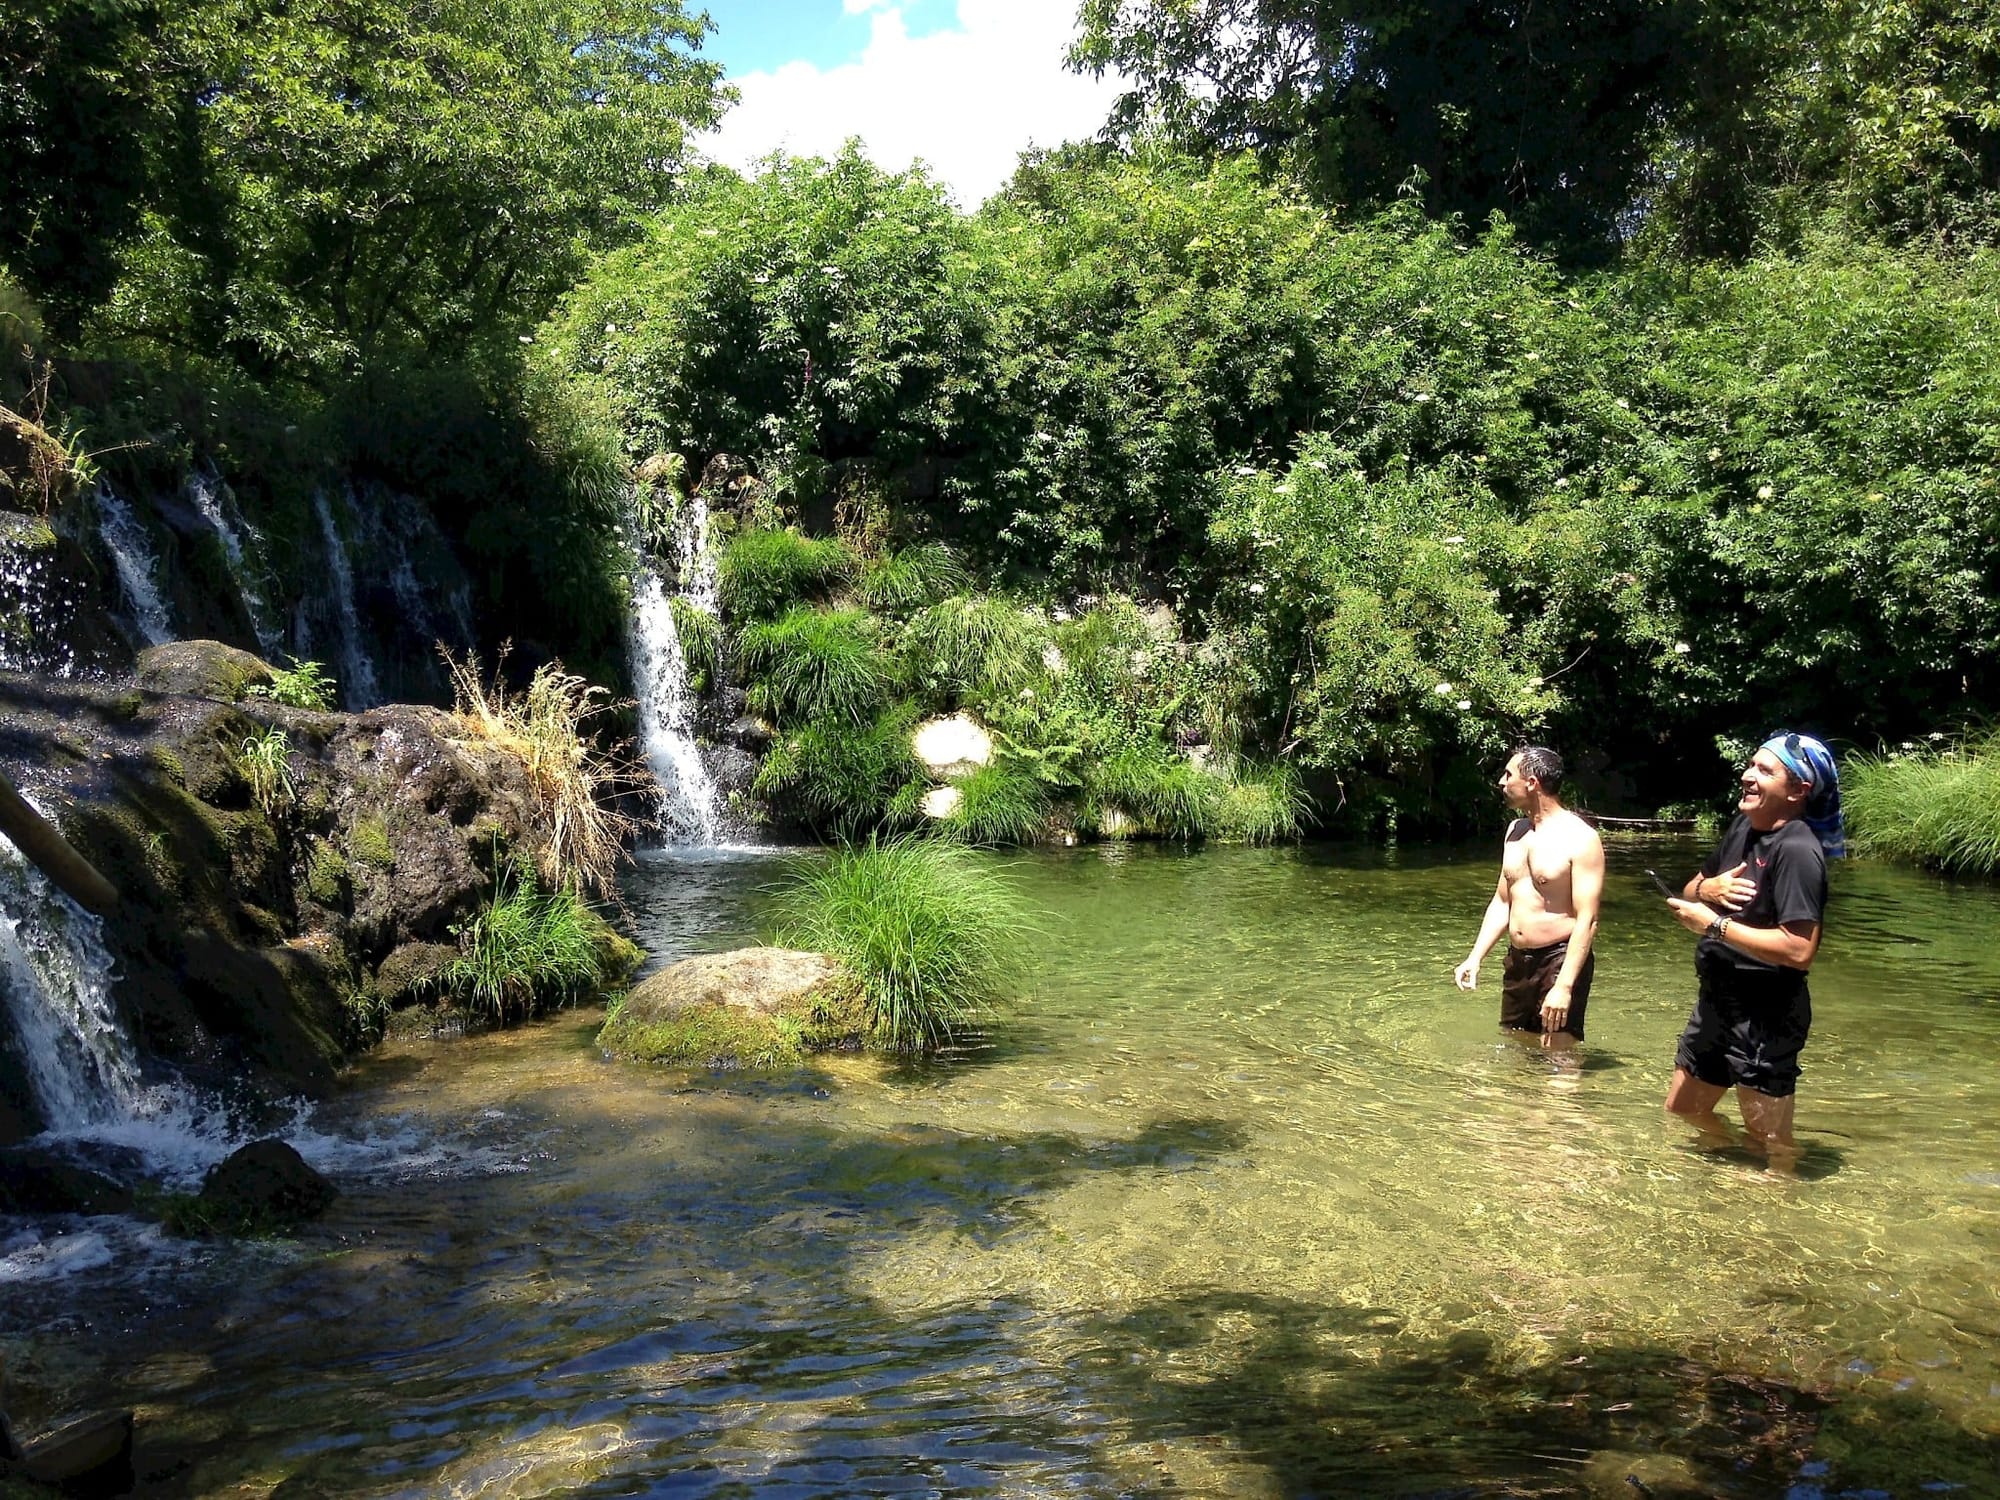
[1500,938,1594,1040]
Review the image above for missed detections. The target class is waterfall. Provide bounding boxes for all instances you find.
[0,839,140,1130]
[313,487,383,710]
[627,491,724,844]
[0,528,82,678]
[187,469,284,659]
[94,485,176,647]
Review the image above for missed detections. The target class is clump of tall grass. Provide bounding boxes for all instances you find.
[1213,762,1310,845]
[903,594,1047,702]
[772,836,1027,1052]
[737,606,896,726]
[431,865,613,1025]
[941,758,1050,846]
[1845,733,2000,874]
[669,597,720,692]
[238,727,295,817]
[717,528,856,619]
[753,700,924,829]
[861,541,967,614]
[442,646,642,896]
[1087,745,1222,840]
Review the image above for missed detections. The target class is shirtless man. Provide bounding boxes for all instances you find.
[1453,746,1604,1045]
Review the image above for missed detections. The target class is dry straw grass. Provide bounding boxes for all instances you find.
[441,645,650,895]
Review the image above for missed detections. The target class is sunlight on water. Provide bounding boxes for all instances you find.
[7,842,1998,1496]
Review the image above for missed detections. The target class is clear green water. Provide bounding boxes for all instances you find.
[8,841,2000,1496]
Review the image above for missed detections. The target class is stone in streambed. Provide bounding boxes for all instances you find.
[598,948,865,1069]
[179,1138,337,1235]
[0,1149,135,1215]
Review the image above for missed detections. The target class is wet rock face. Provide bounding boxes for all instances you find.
[0,510,133,679]
[189,1137,337,1232]
[0,1149,136,1215]
[134,640,274,702]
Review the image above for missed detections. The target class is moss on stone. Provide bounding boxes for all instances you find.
[146,744,187,786]
[600,1001,810,1069]
[302,839,349,906]
[350,816,395,870]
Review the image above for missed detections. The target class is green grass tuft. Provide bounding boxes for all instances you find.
[941,758,1050,846]
[669,597,721,692]
[903,594,1048,703]
[430,865,619,1025]
[1088,745,1222,840]
[718,528,857,620]
[1214,762,1311,845]
[861,541,968,614]
[1845,732,2000,874]
[772,836,1028,1052]
[753,699,925,830]
[737,606,895,726]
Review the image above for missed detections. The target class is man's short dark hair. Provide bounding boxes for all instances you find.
[1514,745,1564,795]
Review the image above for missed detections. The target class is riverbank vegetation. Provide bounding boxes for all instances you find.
[1845,733,2000,875]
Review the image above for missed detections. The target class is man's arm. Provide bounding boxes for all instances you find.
[1541,833,1604,1030]
[1667,903,1822,969]
[1455,870,1512,990]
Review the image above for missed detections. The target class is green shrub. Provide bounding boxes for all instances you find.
[430,865,615,1025]
[669,596,720,692]
[248,657,337,711]
[1088,745,1221,840]
[717,528,856,620]
[1845,733,2000,874]
[1214,762,1310,845]
[861,541,968,614]
[772,836,1027,1052]
[238,727,295,817]
[903,594,1047,703]
[754,700,925,830]
[941,758,1050,846]
[737,606,895,726]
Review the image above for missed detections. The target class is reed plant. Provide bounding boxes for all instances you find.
[737,606,895,726]
[434,865,609,1025]
[773,835,1027,1052]
[239,727,295,817]
[1214,762,1311,845]
[903,594,1047,702]
[860,541,968,614]
[1845,733,2000,873]
[717,528,857,620]
[753,699,924,829]
[940,758,1050,846]
[442,646,642,896]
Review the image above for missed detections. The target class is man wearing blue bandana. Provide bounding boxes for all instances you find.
[1661,733,1843,1159]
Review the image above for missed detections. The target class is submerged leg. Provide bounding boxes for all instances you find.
[1735,1087,1800,1174]
[1664,1068,1734,1146]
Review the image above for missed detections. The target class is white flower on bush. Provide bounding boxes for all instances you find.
[1456,699,1472,710]
[1235,465,1258,476]
[1554,477,1569,489]
[1674,642,1691,655]
[1247,582,1266,595]
[1434,682,1453,696]
[1757,484,1774,499]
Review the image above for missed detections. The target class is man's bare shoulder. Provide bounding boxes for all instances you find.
[1560,809,1605,856]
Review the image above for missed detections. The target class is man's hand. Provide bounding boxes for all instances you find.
[1453,957,1479,991]
[1702,862,1757,910]
[1541,983,1571,1033]
[1667,897,1718,937]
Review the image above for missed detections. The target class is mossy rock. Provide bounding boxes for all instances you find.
[349,815,395,870]
[301,838,350,907]
[599,947,866,1069]
[372,941,456,1006]
[135,640,275,703]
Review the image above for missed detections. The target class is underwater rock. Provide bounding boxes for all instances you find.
[190,1138,336,1232]
[0,1149,135,1215]
[0,1406,135,1495]
[599,947,863,1068]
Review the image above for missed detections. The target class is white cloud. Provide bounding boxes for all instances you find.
[707,0,1125,207]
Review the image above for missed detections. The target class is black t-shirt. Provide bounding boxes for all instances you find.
[1696,815,1829,974]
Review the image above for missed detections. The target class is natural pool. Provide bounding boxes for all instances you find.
[5,840,1999,1496]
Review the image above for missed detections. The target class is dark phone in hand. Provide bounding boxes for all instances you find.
[1644,868,1679,900]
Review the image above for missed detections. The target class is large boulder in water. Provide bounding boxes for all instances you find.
[599,948,865,1068]
[183,1138,336,1234]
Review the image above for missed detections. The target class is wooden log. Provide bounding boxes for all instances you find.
[0,768,119,915]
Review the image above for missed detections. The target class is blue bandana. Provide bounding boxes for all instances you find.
[1761,732,1845,859]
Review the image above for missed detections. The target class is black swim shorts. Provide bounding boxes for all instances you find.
[1501,938,1593,1040]
[1674,967,1813,1098]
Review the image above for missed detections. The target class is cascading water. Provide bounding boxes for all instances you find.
[0,838,140,1131]
[93,485,176,647]
[188,469,284,659]
[627,490,725,844]
[313,486,383,710]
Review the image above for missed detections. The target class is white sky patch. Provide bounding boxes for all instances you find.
[707,0,1126,207]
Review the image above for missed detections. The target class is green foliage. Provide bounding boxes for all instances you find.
[717,528,857,620]
[772,836,1027,1052]
[248,657,336,711]
[431,865,612,1026]
[238,727,294,817]
[1846,733,2000,874]
[753,699,924,831]
[737,606,894,727]
[669,596,720,693]
[902,594,1048,704]
[940,759,1051,847]
[860,541,968,614]
[1215,763,1310,845]
[1087,745,1222,841]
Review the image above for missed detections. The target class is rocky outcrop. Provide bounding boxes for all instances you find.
[0,647,571,1141]
[599,947,865,1069]
[181,1137,337,1234]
